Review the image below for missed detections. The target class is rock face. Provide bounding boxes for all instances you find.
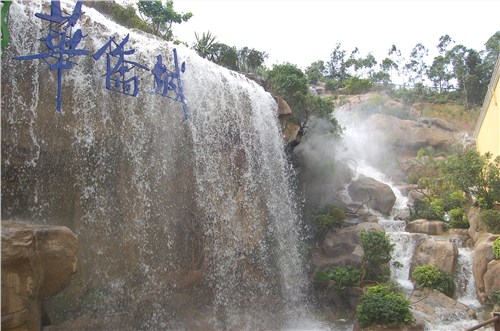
[1,221,77,331]
[369,114,457,151]
[410,236,457,275]
[348,175,396,216]
[406,219,448,235]
[484,259,500,300]
[410,289,476,328]
[473,234,498,303]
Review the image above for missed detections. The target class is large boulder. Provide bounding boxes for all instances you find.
[406,219,448,235]
[1,221,78,331]
[410,289,476,329]
[484,259,500,300]
[473,233,498,303]
[369,114,457,151]
[348,175,396,216]
[410,236,457,275]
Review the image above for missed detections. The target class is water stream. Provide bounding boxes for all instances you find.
[2,1,311,329]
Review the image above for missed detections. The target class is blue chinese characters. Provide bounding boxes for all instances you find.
[12,1,189,119]
[13,1,90,112]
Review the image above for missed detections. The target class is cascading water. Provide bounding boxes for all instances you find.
[1,1,310,329]
[333,102,489,330]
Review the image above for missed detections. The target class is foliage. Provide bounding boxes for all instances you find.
[1,0,12,52]
[314,206,346,233]
[137,0,192,40]
[356,284,413,327]
[446,149,500,209]
[343,76,372,94]
[411,264,453,296]
[479,209,500,234]
[493,237,500,259]
[266,63,340,136]
[85,2,151,33]
[448,208,469,229]
[315,266,361,290]
[193,31,218,61]
[305,60,326,84]
[359,230,395,281]
[489,288,500,305]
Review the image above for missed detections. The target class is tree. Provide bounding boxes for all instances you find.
[445,149,500,209]
[137,0,192,40]
[359,230,394,282]
[237,47,268,73]
[305,60,326,84]
[405,43,429,89]
[212,43,238,71]
[428,55,453,92]
[265,63,338,137]
[326,43,349,85]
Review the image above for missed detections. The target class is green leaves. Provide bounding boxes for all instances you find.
[137,0,192,40]
[411,264,453,296]
[356,284,413,327]
[359,230,395,282]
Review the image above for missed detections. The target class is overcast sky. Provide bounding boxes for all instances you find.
[166,0,499,71]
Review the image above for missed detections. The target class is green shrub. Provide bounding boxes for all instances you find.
[493,237,500,259]
[343,76,372,95]
[411,264,453,296]
[409,199,441,221]
[480,209,500,234]
[489,289,500,305]
[359,230,394,282]
[356,284,413,327]
[327,266,360,290]
[448,208,469,229]
[314,206,346,233]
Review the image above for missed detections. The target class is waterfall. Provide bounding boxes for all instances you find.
[1,1,309,329]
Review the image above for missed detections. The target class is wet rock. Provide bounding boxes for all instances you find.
[484,259,500,300]
[410,236,457,275]
[1,221,77,331]
[406,219,448,235]
[473,233,498,304]
[410,289,476,328]
[348,175,396,216]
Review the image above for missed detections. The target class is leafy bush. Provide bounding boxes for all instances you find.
[343,76,372,95]
[493,237,500,259]
[411,264,453,296]
[409,199,441,221]
[317,266,361,290]
[480,209,500,234]
[446,150,500,209]
[314,206,346,233]
[360,230,394,281]
[448,208,469,229]
[356,284,413,327]
[489,288,500,305]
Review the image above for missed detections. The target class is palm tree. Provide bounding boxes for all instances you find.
[193,31,218,61]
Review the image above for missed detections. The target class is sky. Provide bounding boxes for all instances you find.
[163,0,500,71]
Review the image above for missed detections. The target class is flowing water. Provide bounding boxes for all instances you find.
[2,1,311,329]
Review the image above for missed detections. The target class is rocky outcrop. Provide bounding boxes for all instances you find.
[410,236,457,275]
[473,233,498,303]
[369,114,457,151]
[406,219,448,235]
[348,175,396,216]
[311,222,385,271]
[1,221,77,331]
[410,289,476,329]
[484,259,500,299]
